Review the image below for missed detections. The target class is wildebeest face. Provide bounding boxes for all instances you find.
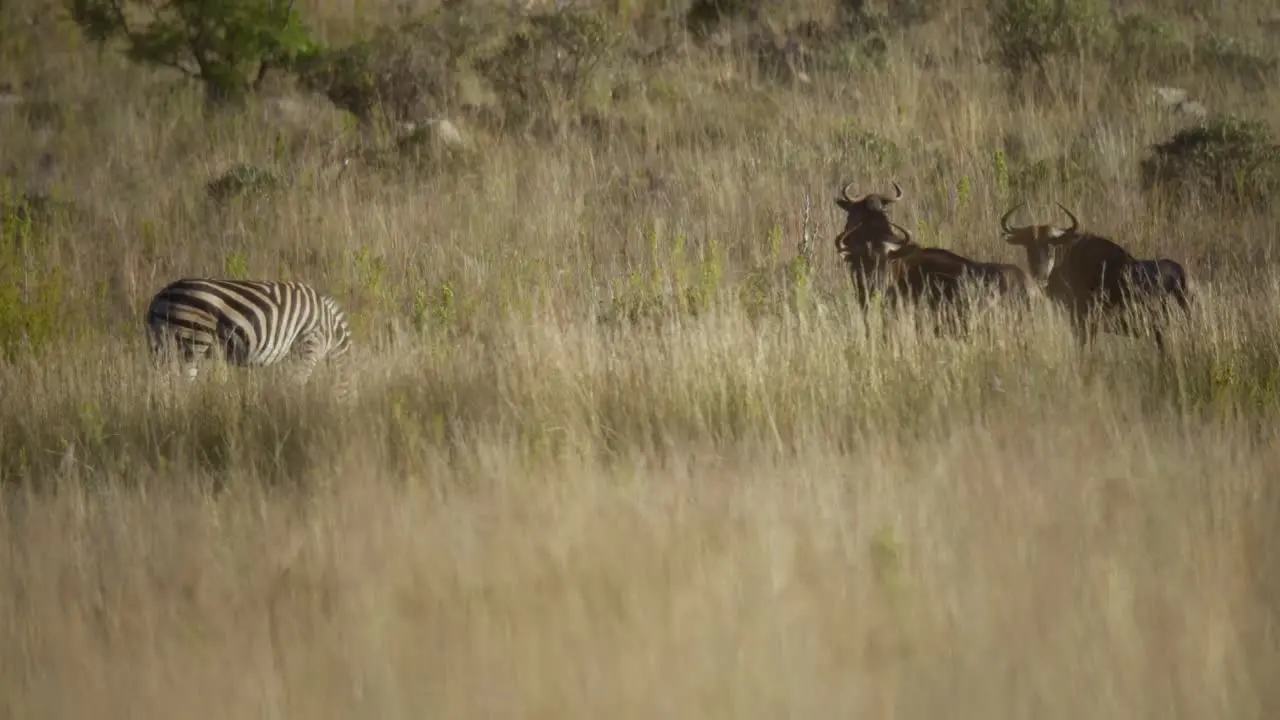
[834,181,904,232]
[999,202,1082,282]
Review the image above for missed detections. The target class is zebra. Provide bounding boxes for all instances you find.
[145,278,354,398]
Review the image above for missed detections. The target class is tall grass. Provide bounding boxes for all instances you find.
[2,0,1279,716]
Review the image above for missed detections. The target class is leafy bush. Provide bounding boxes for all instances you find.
[1139,115,1280,209]
[831,123,903,170]
[685,0,760,38]
[1105,14,1276,87]
[1107,12,1188,79]
[67,0,315,106]
[0,188,65,360]
[883,0,943,29]
[471,6,619,136]
[290,7,496,128]
[988,0,1110,81]
[1191,33,1277,90]
[207,164,287,203]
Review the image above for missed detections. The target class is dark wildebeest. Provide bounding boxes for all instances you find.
[999,202,1193,352]
[880,222,1037,323]
[840,221,1038,334]
[832,181,906,305]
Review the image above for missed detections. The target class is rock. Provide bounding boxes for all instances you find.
[1152,86,1207,120]
[398,118,469,152]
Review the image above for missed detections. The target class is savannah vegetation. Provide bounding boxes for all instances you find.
[2,0,1280,716]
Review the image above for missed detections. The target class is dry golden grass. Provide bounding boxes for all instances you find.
[2,0,1280,717]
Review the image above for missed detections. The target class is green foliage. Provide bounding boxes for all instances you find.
[1106,12,1187,79]
[831,122,903,170]
[1139,115,1280,210]
[988,0,1111,80]
[67,0,315,106]
[598,228,724,330]
[1191,32,1277,89]
[412,282,460,338]
[883,0,942,29]
[599,272,702,329]
[1105,13,1277,87]
[685,0,759,38]
[472,6,620,135]
[289,6,494,127]
[0,189,63,361]
[1008,153,1091,197]
[293,3,618,136]
[993,149,1011,199]
[955,176,973,207]
[206,164,286,202]
[737,218,818,322]
[222,250,249,279]
[1172,336,1280,421]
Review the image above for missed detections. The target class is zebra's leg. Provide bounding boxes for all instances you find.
[329,350,357,405]
[181,345,201,380]
[1070,309,1093,350]
[152,329,200,381]
[288,330,325,386]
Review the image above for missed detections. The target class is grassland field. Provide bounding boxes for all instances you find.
[2,0,1280,717]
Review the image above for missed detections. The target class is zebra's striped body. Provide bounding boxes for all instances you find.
[145,278,353,392]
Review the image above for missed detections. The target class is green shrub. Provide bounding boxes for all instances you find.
[1104,15,1275,87]
[1191,33,1277,90]
[988,0,1111,81]
[685,0,760,38]
[1139,115,1280,210]
[0,189,65,360]
[1107,12,1188,80]
[206,164,287,203]
[290,7,496,128]
[67,0,315,107]
[883,0,942,29]
[830,123,903,170]
[471,6,619,136]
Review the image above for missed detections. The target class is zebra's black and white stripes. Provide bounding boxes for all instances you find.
[145,278,353,394]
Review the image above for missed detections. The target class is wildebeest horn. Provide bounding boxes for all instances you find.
[839,181,857,203]
[1055,203,1080,235]
[838,181,903,206]
[999,202,1025,234]
[885,181,904,204]
[888,221,913,245]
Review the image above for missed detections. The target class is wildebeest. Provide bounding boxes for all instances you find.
[838,220,1037,334]
[832,181,906,304]
[999,202,1193,352]
[878,222,1038,314]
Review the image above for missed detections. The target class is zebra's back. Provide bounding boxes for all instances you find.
[146,278,350,369]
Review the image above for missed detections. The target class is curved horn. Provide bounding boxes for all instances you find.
[886,181,904,203]
[839,181,857,203]
[835,223,862,251]
[999,202,1025,234]
[888,221,913,246]
[1055,202,1079,235]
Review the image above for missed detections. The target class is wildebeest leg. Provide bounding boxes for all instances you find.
[1072,309,1095,350]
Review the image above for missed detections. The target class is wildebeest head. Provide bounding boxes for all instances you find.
[833,181,907,275]
[999,202,1081,282]
[835,181,904,221]
[834,181,904,246]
